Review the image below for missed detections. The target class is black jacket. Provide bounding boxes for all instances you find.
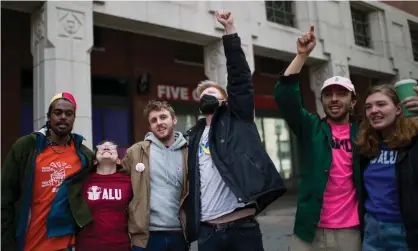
[185,33,287,242]
[361,135,418,250]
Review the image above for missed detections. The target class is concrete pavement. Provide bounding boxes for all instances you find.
[190,195,297,251]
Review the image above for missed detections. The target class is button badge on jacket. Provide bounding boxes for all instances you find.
[135,163,145,172]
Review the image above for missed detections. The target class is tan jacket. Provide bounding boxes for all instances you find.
[121,140,188,248]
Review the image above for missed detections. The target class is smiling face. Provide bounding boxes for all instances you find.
[321,85,356,123]
[95,141,119,164]
[365,92,401,131]
[148,108,177,142]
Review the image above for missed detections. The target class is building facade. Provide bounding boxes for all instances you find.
[2,1,418,190]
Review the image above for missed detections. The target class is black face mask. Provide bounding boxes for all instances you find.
[199,95,221,114]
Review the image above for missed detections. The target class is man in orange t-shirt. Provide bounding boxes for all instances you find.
[2,92,94,251]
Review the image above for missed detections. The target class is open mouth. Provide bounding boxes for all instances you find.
[58,124,68,129]
[157,128,167,133]
[371,116,384,123]
[329,105,342,113]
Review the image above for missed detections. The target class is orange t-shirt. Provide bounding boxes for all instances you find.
[24,143,82,251]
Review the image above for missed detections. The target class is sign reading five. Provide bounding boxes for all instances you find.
[157,85,200,102]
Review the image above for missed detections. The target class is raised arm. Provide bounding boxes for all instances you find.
[274,26,318,136]
[217,11,254,121]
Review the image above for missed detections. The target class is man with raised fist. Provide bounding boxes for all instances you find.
[274,26,362,251]
[185,10,286,251]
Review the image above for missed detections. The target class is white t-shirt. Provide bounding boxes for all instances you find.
[199,126,245,222]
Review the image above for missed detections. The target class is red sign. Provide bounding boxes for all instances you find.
[157,85,199,102]
[254,94,278,110]
[156,84,277,110]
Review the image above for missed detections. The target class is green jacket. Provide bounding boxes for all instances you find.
[274,74,363,242]
[1,129,94,251]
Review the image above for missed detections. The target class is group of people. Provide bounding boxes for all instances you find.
[1,10,418,251]
[276,26,418,251]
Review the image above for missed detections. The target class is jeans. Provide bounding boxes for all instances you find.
[198,218,264,251]
[132,231,188,251]
[363,213,409,251]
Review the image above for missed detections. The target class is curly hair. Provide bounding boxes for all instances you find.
[143,100,176,120]
[355,84,418,157]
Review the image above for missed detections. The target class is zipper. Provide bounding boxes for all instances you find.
[190,125,204,234]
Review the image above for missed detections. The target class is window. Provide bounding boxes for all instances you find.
[409,22,418,62]
[93,108,131,157]
[265,1,295,27]
[255,117,293,179]
[174,41,204,66]
[92,76,130,97]
[351,6,371,48]
[92,76,132,156]
[176,114,198,135]
[257,56,288,76]
[93,26,103,48]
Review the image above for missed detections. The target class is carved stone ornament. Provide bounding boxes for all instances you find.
[57,7,85,40]
[333,62,348,77]
[32,7,45,45]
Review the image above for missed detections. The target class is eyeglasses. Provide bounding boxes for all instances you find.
[96,144,118,151]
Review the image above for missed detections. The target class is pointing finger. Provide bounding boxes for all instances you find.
[310,25,315,33]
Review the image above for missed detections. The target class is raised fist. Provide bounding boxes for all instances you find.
[297,25,316,56]
[216,11,234,27]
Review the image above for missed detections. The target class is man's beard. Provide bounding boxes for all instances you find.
[51,126,72,138]
[155,127,174,143]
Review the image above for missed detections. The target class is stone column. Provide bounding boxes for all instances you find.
[204,40,227,88]
[204,30,255,89]
[309,60,350,118]
[31,1,94,149]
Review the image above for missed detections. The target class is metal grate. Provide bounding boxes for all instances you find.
[265,1,295,27]
[351,6,371,48]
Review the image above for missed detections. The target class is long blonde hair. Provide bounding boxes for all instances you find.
[355,84,418,157]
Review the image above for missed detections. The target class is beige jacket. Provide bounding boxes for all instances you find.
[121,140,188,248]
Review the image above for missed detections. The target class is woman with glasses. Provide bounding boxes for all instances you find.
[76,140,133,251]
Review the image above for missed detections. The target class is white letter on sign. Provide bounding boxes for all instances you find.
[192,88,199,102]
[157,85,166,99]
[170,86,180,100]
[180,87,189,101]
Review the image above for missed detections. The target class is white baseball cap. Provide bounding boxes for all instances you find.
[321,76,356,95]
